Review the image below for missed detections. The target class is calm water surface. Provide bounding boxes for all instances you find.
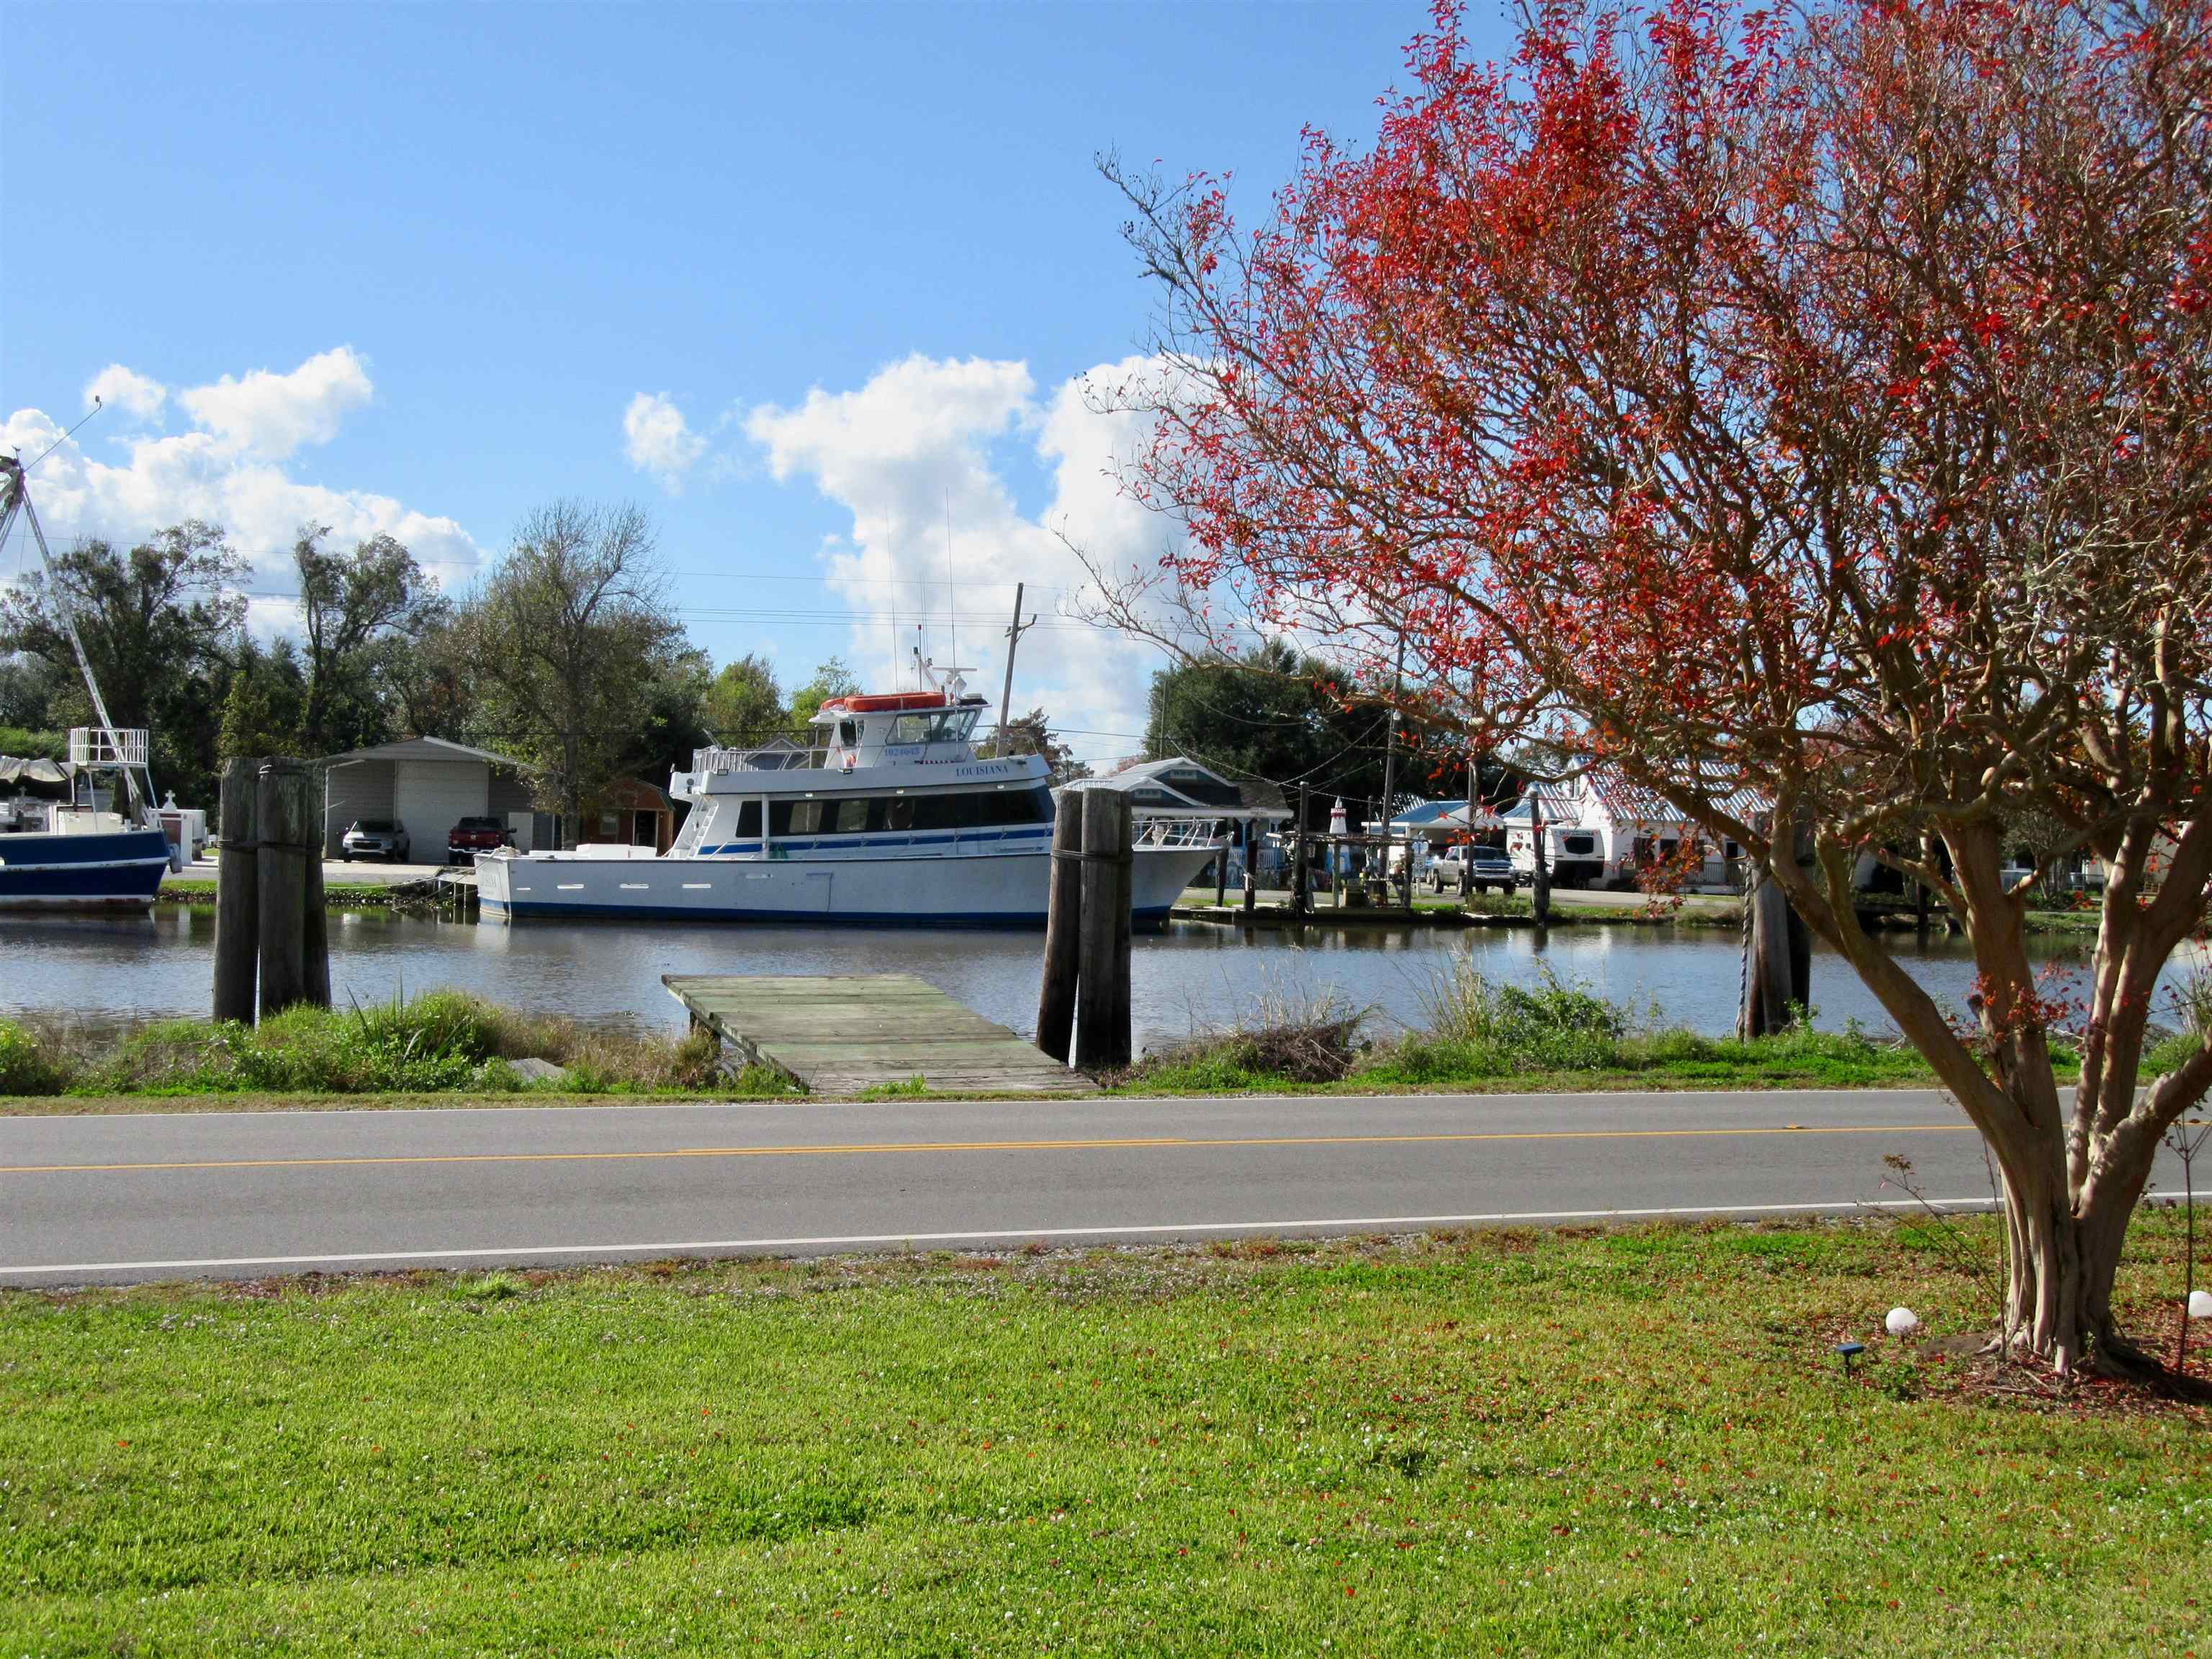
[4,909,2199,1053]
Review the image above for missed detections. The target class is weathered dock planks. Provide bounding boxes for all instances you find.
[662,973,1094,1097]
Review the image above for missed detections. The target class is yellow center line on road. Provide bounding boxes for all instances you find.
[0,1122,1972,1176]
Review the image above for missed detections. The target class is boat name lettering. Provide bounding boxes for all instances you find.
[953,763,1011,778]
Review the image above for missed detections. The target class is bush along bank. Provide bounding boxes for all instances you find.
[0,991,796,1100]
[1122,964,1954,1094]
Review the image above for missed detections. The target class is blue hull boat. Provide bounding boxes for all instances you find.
[0,827,171,910]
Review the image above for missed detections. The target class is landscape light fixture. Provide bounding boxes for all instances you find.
[1835,1341,1866,1377]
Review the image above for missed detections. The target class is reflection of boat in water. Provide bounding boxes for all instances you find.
[0,455,172,912]
[476,662,1219,927]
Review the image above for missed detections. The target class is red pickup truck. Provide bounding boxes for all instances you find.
[446,816,513,863]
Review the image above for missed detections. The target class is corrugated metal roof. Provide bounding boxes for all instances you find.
[319,735,532,770]
[1501,767,1768,827]
[1070,756,1292,819]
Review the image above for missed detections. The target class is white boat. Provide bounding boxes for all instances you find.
[475,664,1220,927]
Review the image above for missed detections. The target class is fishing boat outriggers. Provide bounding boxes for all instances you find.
[475,661,1220,927]
[0,454,173,911]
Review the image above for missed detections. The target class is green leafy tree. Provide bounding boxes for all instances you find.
[703,652,786,744]
[785,657,861,728]
[0,522,245,807]
[217,637,307,760]
[372,611,477,742]
[621,644,713,788]
[0,652,61,733]
[457,500,683,834]
[292,525,447,755]
[1144,642,1480,827]
[976,708,1091,781]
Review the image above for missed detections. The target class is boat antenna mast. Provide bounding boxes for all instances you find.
[0,437,157,823]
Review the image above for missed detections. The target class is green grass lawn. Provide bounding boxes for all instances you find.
[4,1215,2206,1655]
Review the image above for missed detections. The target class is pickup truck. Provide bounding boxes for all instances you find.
[446,816,513,863]
[1429,846,1519,894]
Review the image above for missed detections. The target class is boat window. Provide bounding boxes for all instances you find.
[771,799,826,837]
[886,709,982,747]
[835,797,870,833]
[911,792,972,831]
[885,796,914,831]
[732,801,760,838]
[837,720,859,748]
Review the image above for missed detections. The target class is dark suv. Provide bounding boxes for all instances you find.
[446,815,512,863]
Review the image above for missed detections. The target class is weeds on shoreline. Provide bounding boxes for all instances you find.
[1125,959,1937,1093]
[0,991,757,1098]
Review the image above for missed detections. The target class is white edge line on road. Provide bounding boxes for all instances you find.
[23,1192,2203,1280]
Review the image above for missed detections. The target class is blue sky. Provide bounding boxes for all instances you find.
[3,0,1498,763]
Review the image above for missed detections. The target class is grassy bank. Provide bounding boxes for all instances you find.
[1125,968,1952,1094]
[0,991,793,1102]
[4,1215,2206,1655]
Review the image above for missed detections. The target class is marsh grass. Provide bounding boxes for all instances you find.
[3,1214,2205,1655]
[0,991,734,1099]
[1123,959,1936,1094]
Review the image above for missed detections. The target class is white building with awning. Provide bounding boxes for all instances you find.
[316,737,538,857]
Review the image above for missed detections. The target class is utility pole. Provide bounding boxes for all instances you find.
[1529,783,1552,925]
[997,583,1038,755]
[1461,720,1478,902]
[1377,636,1406,908]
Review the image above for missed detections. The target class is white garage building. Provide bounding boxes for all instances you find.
[318,737,539,859]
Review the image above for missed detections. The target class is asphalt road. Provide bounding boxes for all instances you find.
[1,1089,2194,1286]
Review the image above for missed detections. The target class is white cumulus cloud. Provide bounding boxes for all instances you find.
[743,352,1186,757]
[622,392,707,490]
[4,347,480,613]
[174,346,375,460]
[84,364,168,422]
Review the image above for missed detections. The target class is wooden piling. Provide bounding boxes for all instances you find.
[256,759,312,1018]
[1293,783,1311,916]
[1035,793,1083,1063]
[302,816,331,1008]
[1074,788,1132,1071]
[212,757,260,1024]
[1241,817,1257,915]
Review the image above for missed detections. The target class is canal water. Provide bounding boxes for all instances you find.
[3,909,2198,1054]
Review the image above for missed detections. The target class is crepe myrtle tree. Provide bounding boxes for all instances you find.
[1092,0,2212,1372]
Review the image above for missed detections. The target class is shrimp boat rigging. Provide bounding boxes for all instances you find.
[475,657,1220,927]
[0,454,173,910]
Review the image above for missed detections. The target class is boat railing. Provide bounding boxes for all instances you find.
[693,743,827,775]
[1133,815,1230,850]
[69,727,149,768]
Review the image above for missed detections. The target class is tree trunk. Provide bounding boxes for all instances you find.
[1738,863,1794,1039]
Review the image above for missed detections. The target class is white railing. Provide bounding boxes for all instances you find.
[1133,815,1230,850]
[68,727,148,767]
[693,743,826,775]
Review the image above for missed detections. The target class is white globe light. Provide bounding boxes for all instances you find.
[1885,1306,1922,1338]
[2188,1290,2212,1321]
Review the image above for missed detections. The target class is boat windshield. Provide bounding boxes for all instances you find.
[886,709,978,746]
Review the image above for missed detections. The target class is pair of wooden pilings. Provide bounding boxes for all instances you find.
[212,756,332,1023]
[1035,787,1133,1071]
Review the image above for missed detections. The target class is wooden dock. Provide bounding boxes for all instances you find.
[662,973,1094,1097]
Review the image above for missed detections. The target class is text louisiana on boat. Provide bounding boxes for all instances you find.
[473,666,1218,925]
